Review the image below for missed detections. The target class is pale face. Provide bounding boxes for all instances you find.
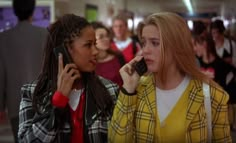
[193,41,206,58]
[141,25,162,73]
[95,28,110,50]
[211,28,221,41]
[68,26,98,72]
[112,19,127,40]
[141,25,175,73]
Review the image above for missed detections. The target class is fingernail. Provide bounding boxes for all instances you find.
[58,53,62,57]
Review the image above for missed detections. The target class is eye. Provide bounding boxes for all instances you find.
[151,41,159,47]
[140,40,146,48]
[85,42,92,48]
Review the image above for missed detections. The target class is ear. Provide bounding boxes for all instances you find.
[67,44,73,55]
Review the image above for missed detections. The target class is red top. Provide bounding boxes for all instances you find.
[111,42,135,62]
[52,91,85,143]
[95,57,123,87]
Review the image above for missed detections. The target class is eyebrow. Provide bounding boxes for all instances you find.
[149,38,159,41]
[85,40,94,43]
[80,40,94,45]
[141,37,160,41]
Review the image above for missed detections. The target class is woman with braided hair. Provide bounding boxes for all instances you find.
[18,14,118,143]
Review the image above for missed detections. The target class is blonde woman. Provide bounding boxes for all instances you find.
[108,12,231,142]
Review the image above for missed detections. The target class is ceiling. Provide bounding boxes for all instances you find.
[128,0,236,19]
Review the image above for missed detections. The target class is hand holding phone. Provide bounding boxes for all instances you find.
[133,57,147,76]
[53,45,73,65]
[119,57,147,94]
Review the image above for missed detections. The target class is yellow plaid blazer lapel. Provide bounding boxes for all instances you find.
[134,74,156,142]
[140,74,157,116]
[185,80,204,128]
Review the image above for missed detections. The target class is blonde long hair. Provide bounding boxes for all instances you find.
[138,12,212,85]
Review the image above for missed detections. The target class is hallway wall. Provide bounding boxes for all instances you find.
[55,0,125,26]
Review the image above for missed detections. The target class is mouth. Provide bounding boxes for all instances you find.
[90,59,97,65]
[145,59,152,64]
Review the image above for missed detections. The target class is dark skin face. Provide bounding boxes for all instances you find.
[68,26,98,72]
[57,26,98,96]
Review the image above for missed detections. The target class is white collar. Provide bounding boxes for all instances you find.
[113,37,132,50]
[68,88,84,111]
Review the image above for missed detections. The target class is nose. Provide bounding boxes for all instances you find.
[142,44,149,55]
[92,43,99,55]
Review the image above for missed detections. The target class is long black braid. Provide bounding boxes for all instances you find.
[32,14,114,128]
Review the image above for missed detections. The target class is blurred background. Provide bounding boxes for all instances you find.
[1,0,236,142]
[1,0,236,36]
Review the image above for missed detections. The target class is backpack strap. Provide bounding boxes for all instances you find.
[116,52,126,66]
[132,38,137,57]
[203,82,212,143]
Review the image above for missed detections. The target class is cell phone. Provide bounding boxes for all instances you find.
[53,45,73,66]
[133,57,148,76]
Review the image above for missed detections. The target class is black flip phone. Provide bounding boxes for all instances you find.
[53,45,73,65]
[133,57,147,76]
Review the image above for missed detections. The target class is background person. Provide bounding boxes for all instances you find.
[0,0,47,142]
[210,19,236,67]
[111,15,141,62]
[91,22,125,87]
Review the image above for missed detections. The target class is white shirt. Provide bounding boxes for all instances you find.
[216,38,232,58]
[113,37,132,50]
[156,76,190,123]
[216,38,236,67]
[68,88,84,111]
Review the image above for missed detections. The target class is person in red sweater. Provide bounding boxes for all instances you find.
[18,14,119,143]
[111,15,141,62]
[91,22,125,87]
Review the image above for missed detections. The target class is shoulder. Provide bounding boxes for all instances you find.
[30,25,47,36]
[97,76,119,93]
[194,79,229,104]
[226,37,236,46]
[21,81,37,99]
[136,74,155,93]
[190,79,229,106]
[210,82,229,104]
[19,22,47,35]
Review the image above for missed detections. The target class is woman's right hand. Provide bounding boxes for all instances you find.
[120,56,143,93]
[57,54,80,97]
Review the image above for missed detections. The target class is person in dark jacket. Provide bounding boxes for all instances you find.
[0,0,47,142]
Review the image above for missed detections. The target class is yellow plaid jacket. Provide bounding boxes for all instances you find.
[109,75,232,143]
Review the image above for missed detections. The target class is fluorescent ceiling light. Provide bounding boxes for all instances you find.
[183,0,193,14]
[187,20,193,30]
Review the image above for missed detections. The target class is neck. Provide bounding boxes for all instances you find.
[72,79,83,90]
[203,54,215,63]
[19,16,33,23]
[97,51,114,63]
[115,36,127,41]
[154,65,185,90]
[215,36,224,49]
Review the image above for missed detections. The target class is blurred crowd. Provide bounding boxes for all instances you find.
[0,0,236,142]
